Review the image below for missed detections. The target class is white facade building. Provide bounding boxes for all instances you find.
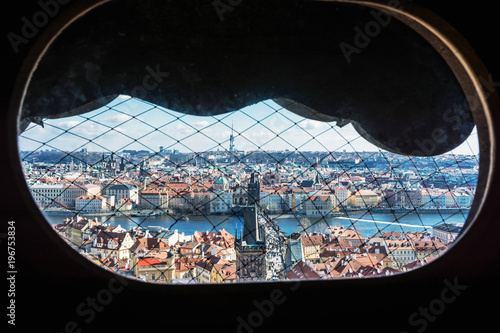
[75,195,109,212]
[61,184,101,209]
[433,222,463,244]
[260,191,285,214]
[333,187,350,208]
[209,176,233,214]
[210,191,233,214]
[29,184,65,209]
[104,184,139,205]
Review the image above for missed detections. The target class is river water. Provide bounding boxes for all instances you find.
[45,210,468,238]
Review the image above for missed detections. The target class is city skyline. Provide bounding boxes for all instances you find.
[19,96,480,156]
[21,99,478,284]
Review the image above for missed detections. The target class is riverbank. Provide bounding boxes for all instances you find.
[356,208,470,214]
[44,210,468,240]
[42,206,470,218]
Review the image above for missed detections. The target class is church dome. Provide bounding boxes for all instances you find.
[215,176,228,185]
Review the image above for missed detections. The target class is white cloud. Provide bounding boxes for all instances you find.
[191,120,211,129]
[55,120,82,129]
[103,113,133,125]
[298,119,330,131]
[18,99,480,155]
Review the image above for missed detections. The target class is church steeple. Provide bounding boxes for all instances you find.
[101,152,107,168]
[236,172,266,281]
[314,171,322,191]
[108,152,116,176]
[120,157,126,172]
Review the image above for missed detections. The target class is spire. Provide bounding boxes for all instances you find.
[120,157,126,172]
[314,171,322,191]
[229,122,235,152]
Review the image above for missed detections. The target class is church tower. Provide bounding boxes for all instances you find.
[119,157,126,173]
[247,172,260,205]
[236,172,266,282]
[99,152,107,178]
[108,152,117,177]
[313,171,322,191]
[101,152,107,170]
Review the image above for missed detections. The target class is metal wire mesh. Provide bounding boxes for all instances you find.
[19,96,479,283]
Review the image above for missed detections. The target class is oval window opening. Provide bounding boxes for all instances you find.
[14,0,486,284]
[18,96,479,283]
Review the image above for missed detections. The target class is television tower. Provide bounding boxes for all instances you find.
[229,123,235,152]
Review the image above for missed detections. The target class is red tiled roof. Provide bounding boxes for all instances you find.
[286,261,322,280]
[136,257,166,267]
[76,194,106,201]
[301,234,324,246]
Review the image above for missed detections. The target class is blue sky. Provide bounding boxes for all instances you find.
[18,96,479,156]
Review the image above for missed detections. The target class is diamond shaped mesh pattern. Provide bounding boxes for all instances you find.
[19,97,479,283]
